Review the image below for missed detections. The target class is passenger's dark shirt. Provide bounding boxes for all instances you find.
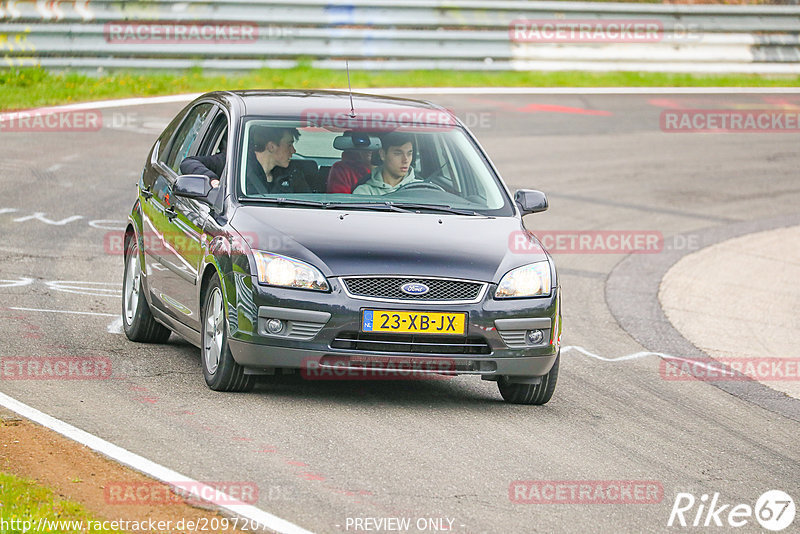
[180,151,311,194]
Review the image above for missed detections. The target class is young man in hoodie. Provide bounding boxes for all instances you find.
[352,132,421,196]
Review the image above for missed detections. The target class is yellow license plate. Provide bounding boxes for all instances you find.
[362,310,467,335]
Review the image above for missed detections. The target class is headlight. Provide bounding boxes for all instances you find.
[252,251,329,291]
[495,261,552,298]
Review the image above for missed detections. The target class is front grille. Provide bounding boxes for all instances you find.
[341,277,485,302]
[331,331,491,355]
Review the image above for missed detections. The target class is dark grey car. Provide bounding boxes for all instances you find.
[122,90,561,404]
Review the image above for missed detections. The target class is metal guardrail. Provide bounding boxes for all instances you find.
[1,1,799,73]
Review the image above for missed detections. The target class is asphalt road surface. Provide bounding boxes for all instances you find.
[1,91,798,534]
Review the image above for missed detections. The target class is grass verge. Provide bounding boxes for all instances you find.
[1,65,799,111]
[0,471,125,533]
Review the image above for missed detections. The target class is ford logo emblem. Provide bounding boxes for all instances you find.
[401,282,429,296]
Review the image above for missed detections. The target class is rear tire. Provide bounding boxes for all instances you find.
[201,274,254,392]
[497,353,559,405]
[122,236,171,343]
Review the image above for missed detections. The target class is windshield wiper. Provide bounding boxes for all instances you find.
[242,198,480,216]
[323,201,414,213]
[243,198,411,212]
[391,203,483,216]
[242,197,326,207]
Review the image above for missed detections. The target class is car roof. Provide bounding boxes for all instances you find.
[209,89,458,127]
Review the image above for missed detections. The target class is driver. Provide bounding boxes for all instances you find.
[352,132,421,195]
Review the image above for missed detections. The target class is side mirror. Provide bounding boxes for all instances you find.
[173,174,213,202]
[515,189,548,215]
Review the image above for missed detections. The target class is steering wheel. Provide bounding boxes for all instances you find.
[397,181,447,192]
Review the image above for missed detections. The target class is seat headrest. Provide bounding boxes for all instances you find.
[289,159,319,175]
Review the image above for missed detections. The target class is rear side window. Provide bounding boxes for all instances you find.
[197,110,228,158]
[165,103,213,173]
[155,112,184,163]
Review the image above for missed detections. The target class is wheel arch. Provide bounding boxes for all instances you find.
[199,261,221,314]
[124,223,135,247]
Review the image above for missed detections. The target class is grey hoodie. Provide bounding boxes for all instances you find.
[352,168,420,196]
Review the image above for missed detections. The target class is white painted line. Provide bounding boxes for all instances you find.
[44,280,121,298]
[0,93,202,120]
[363,87,800,95]
[562,344,724,372]
[107,316,123,335]
[562,345,673,362]
[88,219,127,230]
[1,86,799,123]
[9,307,117,317]
[11,213,83,225]
[0,391,316,534]
[0,277,34,288]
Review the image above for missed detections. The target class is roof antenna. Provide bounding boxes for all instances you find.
[346,60,356,118]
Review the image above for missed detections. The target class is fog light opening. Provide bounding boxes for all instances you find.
[266,318,285,335]
[526,329,544,345]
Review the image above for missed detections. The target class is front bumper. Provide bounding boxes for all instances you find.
[226,274,561,378]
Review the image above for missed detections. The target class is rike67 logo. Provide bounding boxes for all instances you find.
[668,490,795,531]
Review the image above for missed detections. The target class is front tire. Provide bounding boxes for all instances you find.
[497,353,559,405]
[201,274,254,392]
[122,236,171,343]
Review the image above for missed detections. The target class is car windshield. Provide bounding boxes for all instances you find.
[236,117,513,216]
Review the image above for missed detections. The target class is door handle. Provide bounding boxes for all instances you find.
[165,207,178,221]
[141,188,153,200]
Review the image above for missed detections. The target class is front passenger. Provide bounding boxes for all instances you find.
[181,126,310,194]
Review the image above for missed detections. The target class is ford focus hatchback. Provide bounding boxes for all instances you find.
[122,90,561,404]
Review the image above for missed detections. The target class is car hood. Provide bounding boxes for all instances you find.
[229,206,549,282]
